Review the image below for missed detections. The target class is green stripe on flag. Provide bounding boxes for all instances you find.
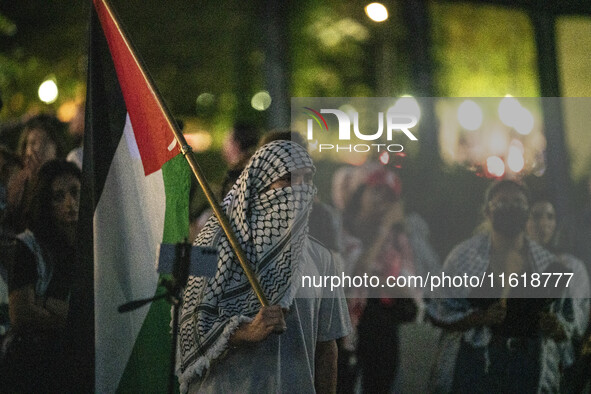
[117,154,190,393]
[116,295,174,394]
[162,155,191,244]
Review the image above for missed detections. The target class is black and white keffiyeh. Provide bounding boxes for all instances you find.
[176,140,316,392]
[427,234,562,393]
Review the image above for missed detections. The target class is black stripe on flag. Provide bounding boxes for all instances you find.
[67,7,128,392]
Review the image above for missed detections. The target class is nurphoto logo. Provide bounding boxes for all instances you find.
[294,98,420,154]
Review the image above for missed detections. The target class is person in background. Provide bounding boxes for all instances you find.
[190,123,261,240]
[0,146,21,344]
[6,114,68,233]
[338,164,436,394]
[428,180,570,393]
[0,145,21,192]
[573,176,591,279]
[221,123,260,169]
[1,160,80,393]
[526,197,591,393]
[0,184,11,343]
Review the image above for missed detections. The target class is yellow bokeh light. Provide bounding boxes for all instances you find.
[251,91,272,111]
[57,101,78,122]
[183,132,212,153]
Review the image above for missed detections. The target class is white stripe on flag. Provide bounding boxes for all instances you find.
[94,114,166,393]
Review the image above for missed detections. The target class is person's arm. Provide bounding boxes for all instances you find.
[228,305,286,347]
[430,300,506,331]
[9,285,67,331]
[315,339,337,394]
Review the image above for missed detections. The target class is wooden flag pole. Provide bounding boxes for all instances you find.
[97,0,269,307]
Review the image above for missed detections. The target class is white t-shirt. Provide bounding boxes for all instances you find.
[189,239,351,393]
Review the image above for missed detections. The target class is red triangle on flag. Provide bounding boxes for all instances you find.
[94,0,180,175]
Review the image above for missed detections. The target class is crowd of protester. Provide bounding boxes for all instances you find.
[0,102,590,393]
[185,124,591,393]
[0,103,84,392]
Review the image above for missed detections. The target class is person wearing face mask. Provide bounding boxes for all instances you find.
[0,160,80,393]
[428,180,570,394]
[176,141,351,394]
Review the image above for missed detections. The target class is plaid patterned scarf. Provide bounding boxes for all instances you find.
[176,140,315,392]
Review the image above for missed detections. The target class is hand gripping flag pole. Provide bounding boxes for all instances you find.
[94,0,269,307]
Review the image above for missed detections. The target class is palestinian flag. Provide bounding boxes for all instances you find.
[68,1,190,392]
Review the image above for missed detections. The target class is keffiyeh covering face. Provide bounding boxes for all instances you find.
[177,140,316,392]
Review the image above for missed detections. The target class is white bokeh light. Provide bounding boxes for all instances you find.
[498,95,521,128]
[513,107,534,135]
[365,3,388,22]
[457,100,483,131]
[487,156,505,177]
[507,145,525,173]
[38,80,58,104]
[389,96,421,123]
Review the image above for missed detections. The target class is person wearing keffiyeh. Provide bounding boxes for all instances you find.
[176,140,351,393]
[427,180,573,393]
